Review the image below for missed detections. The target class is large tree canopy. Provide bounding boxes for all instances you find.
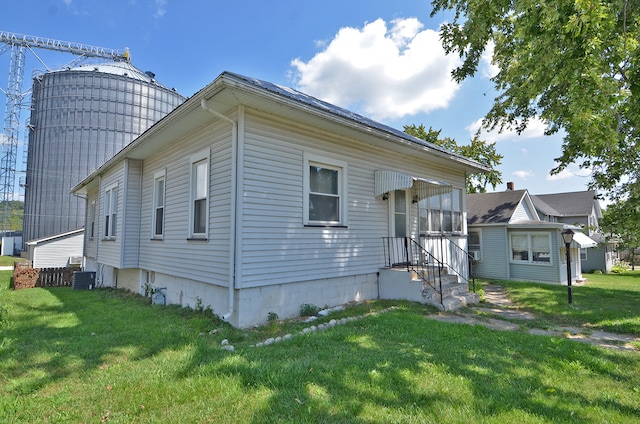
[431,0,640,199]
[404,124,503,193]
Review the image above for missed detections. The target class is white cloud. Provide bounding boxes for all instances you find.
[480,40,499,79]
[467,117,547,143]
[513,170,534,179]
[546,166,592,181]
[153,0,167,19]
[290,18,461,121]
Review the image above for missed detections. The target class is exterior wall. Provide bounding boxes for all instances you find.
[234,272,379,328]
[97,164,125,268]
[86,104,468,327]
[122,159,142,268]
[512,201,536,221]
[83,189,99,260]
[137,118,234,287]
[471,226,509,280]
[582,245,608,273]
[30,232,84,268]
[115,268,141,293]
[238,110,466,289]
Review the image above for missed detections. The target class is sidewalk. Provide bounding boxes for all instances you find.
[425,284,640,352]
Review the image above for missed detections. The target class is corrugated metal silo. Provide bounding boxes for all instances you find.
[23,61,185,245]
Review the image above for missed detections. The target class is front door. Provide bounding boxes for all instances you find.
[391,189,409,237]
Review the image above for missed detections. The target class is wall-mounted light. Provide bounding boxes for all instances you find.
[382,193,388,201]
[412,195,419,204]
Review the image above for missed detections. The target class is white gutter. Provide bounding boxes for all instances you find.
[200,98,239,322]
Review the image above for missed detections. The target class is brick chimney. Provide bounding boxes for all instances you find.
[507,182,514,191]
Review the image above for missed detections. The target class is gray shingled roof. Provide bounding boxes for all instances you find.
[531,190,599,217]
[467,190,528,225]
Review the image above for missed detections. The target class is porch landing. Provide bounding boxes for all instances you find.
[379,268,479,311]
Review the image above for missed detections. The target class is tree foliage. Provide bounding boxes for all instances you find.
[431,0,640,199]
[404,124,503,193]
[600,198,640,269]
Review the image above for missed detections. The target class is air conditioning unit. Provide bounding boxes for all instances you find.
[72,271,96,290]
[471,250,481,261]
[69,256,83,265]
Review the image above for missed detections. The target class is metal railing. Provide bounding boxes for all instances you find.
[382,235,476,293]
[420,234,476,293]
[382,237,445,307]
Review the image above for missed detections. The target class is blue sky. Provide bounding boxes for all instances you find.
[1,0,596,198]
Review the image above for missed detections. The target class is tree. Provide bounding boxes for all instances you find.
[600,198,640,269]
[404,124,503,193]
[430,0,640,199]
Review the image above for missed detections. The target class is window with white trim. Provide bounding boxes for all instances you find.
[88,200,96,240]
[190,150,209,238]
[104,184,118,239]
[152,170,166,238]
[469,229,482,261]
[304,154,347,226]
[510,232,552,264]
[419,188,463,234]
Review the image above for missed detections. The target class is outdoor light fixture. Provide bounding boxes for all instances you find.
[561,229,575,304]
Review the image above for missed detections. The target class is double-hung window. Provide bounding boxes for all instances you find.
[190,150,209,238]
[419,188,462,234]
[104,184,118,239]
[152,170,166,238]
[88,200,96,240]
[304,154,347,226]
[510,232,552,264]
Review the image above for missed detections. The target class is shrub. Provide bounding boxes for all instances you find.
[300,303,320,316]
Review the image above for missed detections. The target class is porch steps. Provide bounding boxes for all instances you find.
[379,267,479,311]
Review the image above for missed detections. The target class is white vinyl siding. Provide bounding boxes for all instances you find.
[122,159,142,268]
[238,110,465,288]
[138,120,232,286]
[97,165,125,268]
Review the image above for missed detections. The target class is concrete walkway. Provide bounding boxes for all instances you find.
[426,284,640,352]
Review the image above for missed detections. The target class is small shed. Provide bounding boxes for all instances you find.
[26,228,84,269]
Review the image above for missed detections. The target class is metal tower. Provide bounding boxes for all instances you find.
[0,30,129,233]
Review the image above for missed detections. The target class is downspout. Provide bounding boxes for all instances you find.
[201,99,238,321]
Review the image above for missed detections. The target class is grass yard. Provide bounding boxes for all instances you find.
[488,271,640,336]
[1,270,639,423]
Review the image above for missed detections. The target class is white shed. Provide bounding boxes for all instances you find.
[26,228,84,269]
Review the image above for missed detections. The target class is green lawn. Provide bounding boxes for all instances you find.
[0,256,26,266]
[1,270,639,423]
[487,271,640,335]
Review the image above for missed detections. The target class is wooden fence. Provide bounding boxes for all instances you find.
[13,263,75,290]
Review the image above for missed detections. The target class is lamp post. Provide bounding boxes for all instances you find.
[561,229,575,304]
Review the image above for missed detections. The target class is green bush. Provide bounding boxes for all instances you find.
[300,303,320,316]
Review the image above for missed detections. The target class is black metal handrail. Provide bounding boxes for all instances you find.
[419,234,476,293]
[382,237,445,308]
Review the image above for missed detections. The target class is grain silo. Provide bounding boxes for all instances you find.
[23,61,185,245]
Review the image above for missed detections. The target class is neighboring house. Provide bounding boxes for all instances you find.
[26,228,84,268]
[531,190,617,273]
[71,71,488,328]
[467,189,597,285]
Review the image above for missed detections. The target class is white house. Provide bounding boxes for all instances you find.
[71,72,489,327]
